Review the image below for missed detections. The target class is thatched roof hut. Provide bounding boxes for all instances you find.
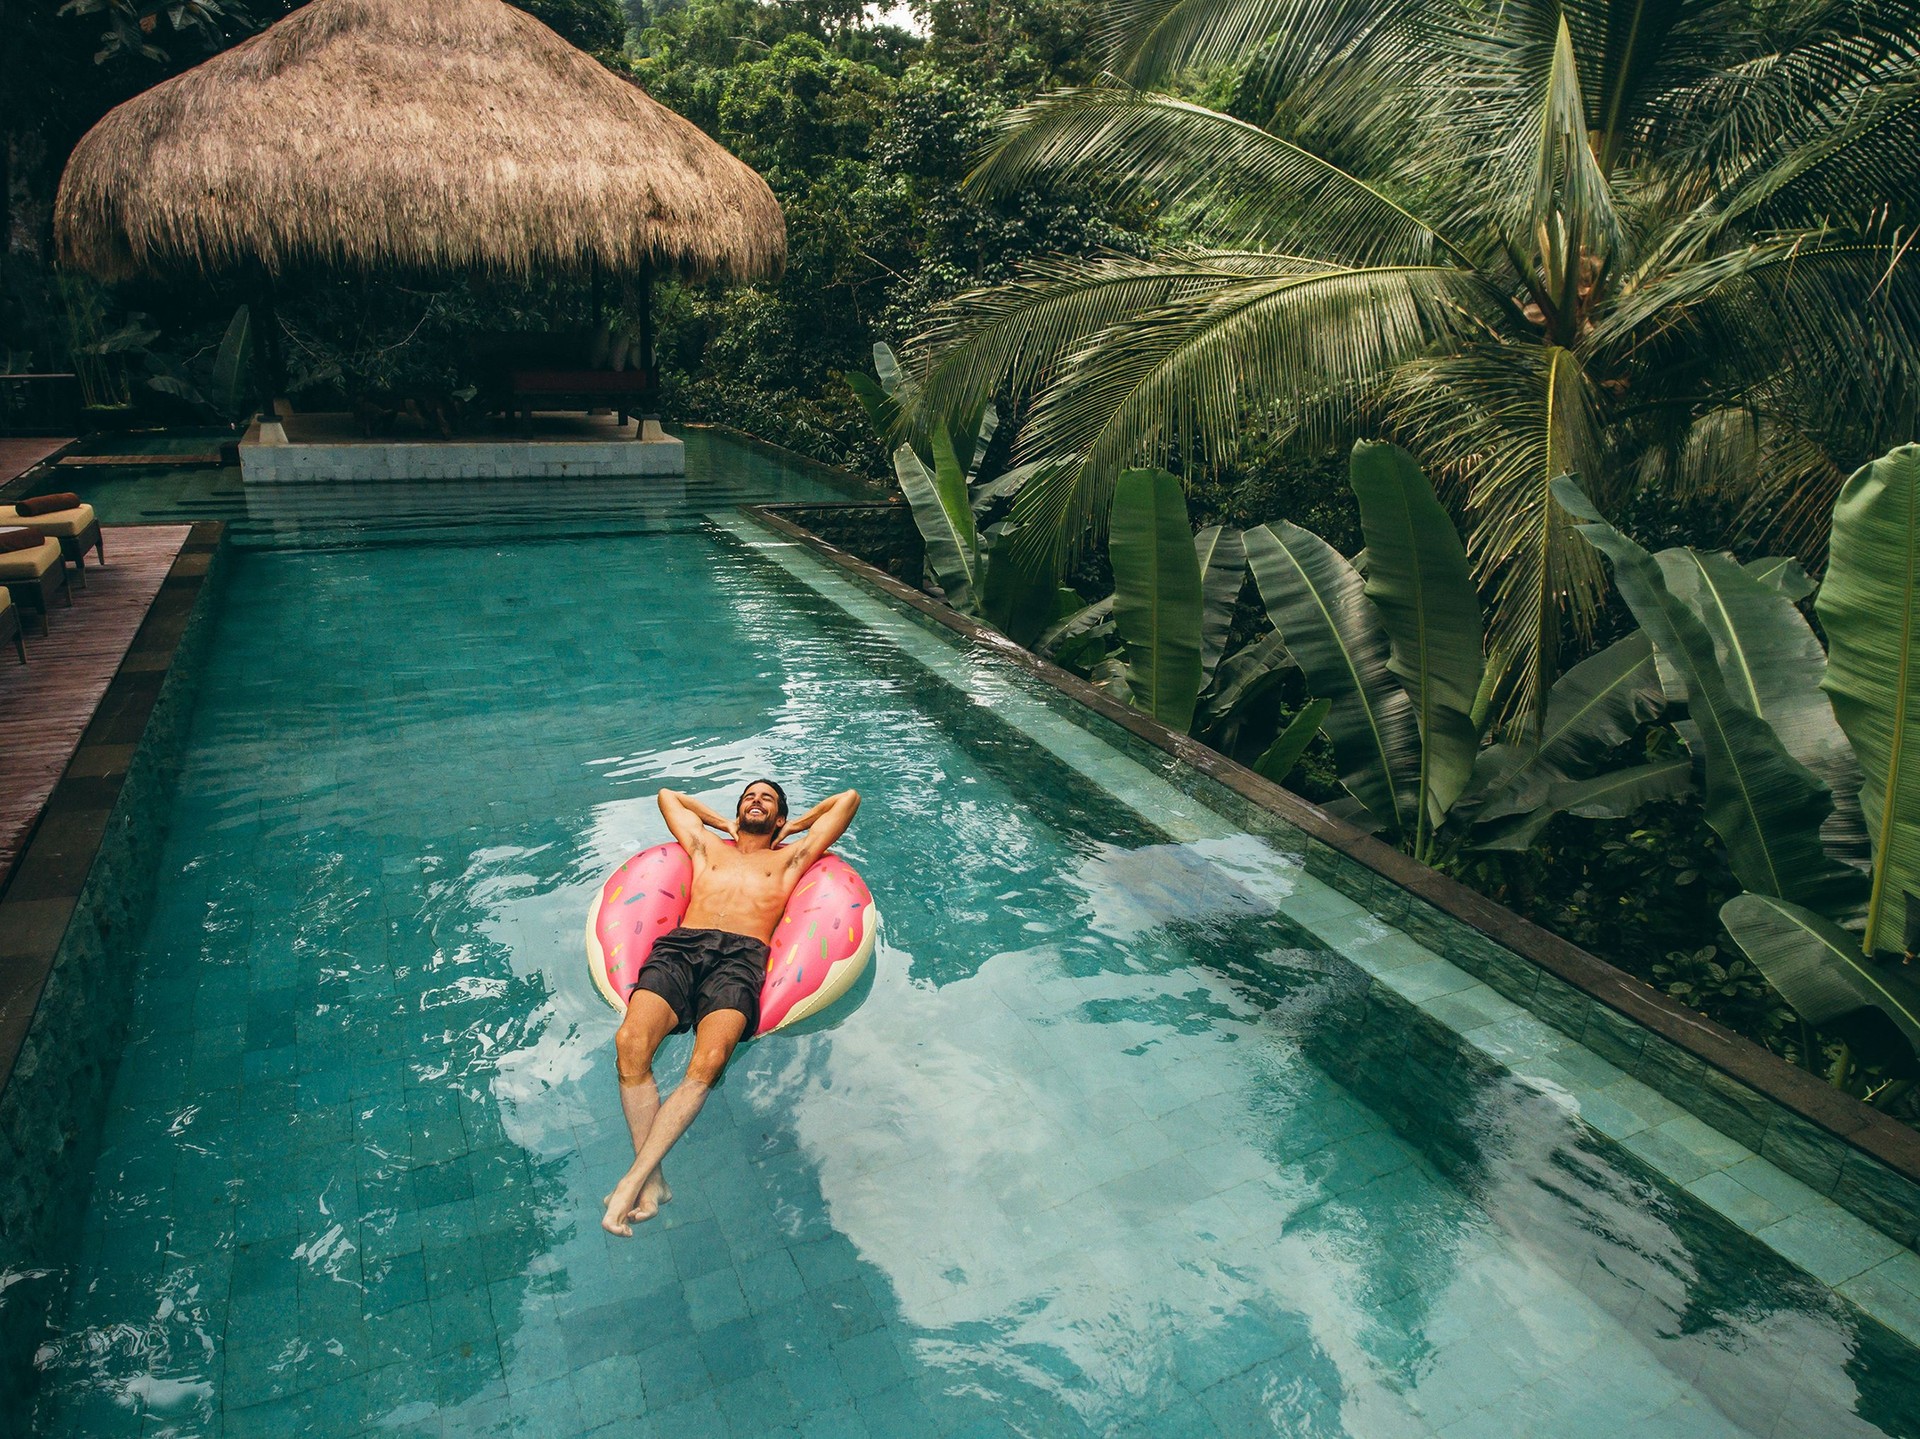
[55,0,785,285]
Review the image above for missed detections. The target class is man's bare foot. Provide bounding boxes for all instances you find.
[601,1173,646,1237]
[600,1170,671,1237]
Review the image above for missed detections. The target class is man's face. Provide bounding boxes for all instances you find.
[737,784,782,836]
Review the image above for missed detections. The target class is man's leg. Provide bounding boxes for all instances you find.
[600,1007,748,1237]
[611,991,678,1213]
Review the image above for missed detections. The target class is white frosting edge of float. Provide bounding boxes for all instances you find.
[768,903,879,1031]
[584,888,626,1013]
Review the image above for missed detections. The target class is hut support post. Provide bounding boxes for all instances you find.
[638,261,656,400]
[250,278,284,420]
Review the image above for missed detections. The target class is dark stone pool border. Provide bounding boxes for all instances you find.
[744,500,1920,1248]
[0,520,226,1410]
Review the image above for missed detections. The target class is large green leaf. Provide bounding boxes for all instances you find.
[964,402,999,484]
[1194,525,1246,686]
[1470,630,1669,825]
[1721,893,1920,1059]
[1657,546,1867,868]
[1254,699,1331,784]
[845,370,898,438]
[929,427,979,561]
[1110,469,1205,730]
[1745,555,1815,602]
[1348,441,1484,836]
[1555,479,1861,913]
[1819,444,1920,954]
[1472,758,1694,852]
[873,341,905,395]
[1245,521,1421,837]
[894,443,977,609]
[1198,630,1292,727]
[1036,595,1114,658]
[212,304,251,419]
[980,525,1065,648]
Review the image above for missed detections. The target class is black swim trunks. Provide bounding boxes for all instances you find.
[628,927,769,1034]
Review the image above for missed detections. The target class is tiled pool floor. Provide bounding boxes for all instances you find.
[22,470,1920,1437]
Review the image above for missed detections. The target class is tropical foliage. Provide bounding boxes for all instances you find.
[1239,443,1689,861]
[1559,444,1920,1101]
[907,0,1920,729]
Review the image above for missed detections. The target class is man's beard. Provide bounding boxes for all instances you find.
[737,811,778,836]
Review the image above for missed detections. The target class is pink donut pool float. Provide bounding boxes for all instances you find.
[585,841,878,1034]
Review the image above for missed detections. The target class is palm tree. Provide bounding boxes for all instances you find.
[907,0,1920,725]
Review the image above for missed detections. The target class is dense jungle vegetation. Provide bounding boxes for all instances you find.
[3,0,1916,1116]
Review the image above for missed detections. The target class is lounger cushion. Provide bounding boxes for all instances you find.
[0,538,62,580]
[0,502,97,538]
[0,587,11,616]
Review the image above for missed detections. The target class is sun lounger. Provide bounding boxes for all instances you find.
[0,536,71,634]
[0,588,22,663]
[0,500,104,585]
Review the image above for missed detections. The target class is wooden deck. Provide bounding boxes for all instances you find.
[0,526,191,888]
[0,437,72,487]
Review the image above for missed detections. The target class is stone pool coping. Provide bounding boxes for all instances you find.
[743,501,1920,1229]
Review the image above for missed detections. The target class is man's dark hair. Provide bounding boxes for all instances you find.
[740,778,788,821]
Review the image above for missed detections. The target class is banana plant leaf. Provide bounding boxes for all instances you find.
[981,526,1070,648]
[1469,630,1668,826]
[1472,758,1693,851]
[212,304,252,419]
[894,442,976,609]
[1818,444,1920,955]
[1721,892,1920,1059]
[1349,441,1485,831]
[873,341,905,395]
[1090,656,1134,705]
[1037,595,1114,658]
[1198,631,1293,728]
[1245,521,1421,839]
[1195,525,1246,687]
[1555,479,1862,914]
[1254,698,1331,784]
[962,402,998,484]
[1656,546,1867,869]
[1745,555,1815,602]
[971,457,1056,515]
[845,370,898,438]
[1110,468,1205,731]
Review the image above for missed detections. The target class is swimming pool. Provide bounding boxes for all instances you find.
[17,433,1920,1436]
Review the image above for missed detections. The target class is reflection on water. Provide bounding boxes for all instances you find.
[26,503,1920,1437]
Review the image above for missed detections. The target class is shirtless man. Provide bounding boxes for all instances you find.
[601,779,861,1237]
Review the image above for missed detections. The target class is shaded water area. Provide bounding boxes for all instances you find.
[17,433,1920,1436]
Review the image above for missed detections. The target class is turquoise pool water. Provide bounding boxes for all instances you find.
[22,438,1920,1436]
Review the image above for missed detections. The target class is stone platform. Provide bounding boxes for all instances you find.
[239,411,685,483]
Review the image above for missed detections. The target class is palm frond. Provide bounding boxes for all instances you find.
[1097,0,1411,96]
[906,250,1302,442]
[1006,263,1499,563]
[969,86,1460,264]
[1649,0,1920,194]
[1388,343,1611,727]
[1705,79,1920,238]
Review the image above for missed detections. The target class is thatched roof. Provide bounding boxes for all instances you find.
[55,0,785,284]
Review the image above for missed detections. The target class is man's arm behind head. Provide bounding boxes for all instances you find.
[784,789,860,867]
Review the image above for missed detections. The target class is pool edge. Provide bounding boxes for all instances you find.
[0,519,227,1413]
[741,501,1920,1238]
